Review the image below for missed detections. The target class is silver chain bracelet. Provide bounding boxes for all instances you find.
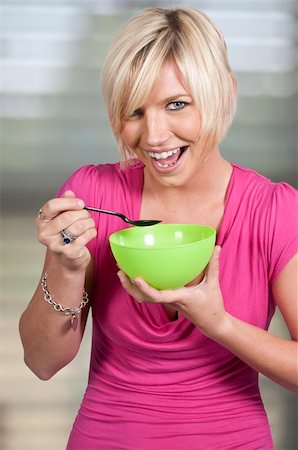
[41,272,90,331]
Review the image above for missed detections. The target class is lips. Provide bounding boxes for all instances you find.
[147,146,187,169]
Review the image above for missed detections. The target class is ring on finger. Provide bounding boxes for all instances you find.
[38,208,52,222]
[61,228,78,245]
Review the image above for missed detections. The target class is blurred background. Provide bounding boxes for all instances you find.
[1,0,297,449]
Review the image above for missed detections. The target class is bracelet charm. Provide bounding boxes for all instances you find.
[70,315,79,332]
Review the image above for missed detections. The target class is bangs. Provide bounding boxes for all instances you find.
[115,29,175,128]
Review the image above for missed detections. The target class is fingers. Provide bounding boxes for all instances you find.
[71,226,97,249]
[117,270,185,304]
[37,191,85,223]
[117,271,159,303]
[36,191,97,253]
[37,190,86,231]
[41,209,91,235]
[117,246,222,306]
[49,217,96,248]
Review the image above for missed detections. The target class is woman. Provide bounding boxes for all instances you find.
[19,7,298,449]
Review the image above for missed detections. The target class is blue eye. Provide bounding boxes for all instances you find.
[167,101,187,110]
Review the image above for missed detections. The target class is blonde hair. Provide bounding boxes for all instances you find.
[101,6,237,162]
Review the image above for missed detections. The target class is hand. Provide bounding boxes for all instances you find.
[117,246,229,337]
[36,190,97,272]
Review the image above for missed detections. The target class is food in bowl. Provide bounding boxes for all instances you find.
[109,223,216,290]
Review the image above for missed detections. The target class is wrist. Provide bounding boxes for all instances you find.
[50,257,88,280]
[202,312,234,342]
[41,272,90,332]
[44,262,88,309]
[51,246,91,274]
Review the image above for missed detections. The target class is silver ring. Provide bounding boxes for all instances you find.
[38,208,52,221]
[61,228,78,245]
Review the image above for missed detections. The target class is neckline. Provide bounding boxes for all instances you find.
[128,161,237,327]
[133,160,236,238]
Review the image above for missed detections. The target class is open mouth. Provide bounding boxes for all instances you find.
[148,146,188,169]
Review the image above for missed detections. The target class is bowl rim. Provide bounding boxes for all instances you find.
[109,223,216,250]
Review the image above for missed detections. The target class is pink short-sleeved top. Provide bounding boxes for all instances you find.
[57,162,298,450]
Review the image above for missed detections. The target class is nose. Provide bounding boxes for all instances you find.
[141,111,171,148]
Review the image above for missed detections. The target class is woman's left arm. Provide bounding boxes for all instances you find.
[118,247,298,392]
[209,251,298,392]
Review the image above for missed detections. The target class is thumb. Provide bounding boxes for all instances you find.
[205,245,221,284]
[60,190,85,209]
[61,190,76,198]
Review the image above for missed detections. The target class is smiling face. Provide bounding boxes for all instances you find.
[120,59,209,188]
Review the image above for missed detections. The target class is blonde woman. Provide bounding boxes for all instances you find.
[19,7,298,449]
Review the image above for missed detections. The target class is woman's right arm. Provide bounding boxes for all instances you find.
[19,190,97,380]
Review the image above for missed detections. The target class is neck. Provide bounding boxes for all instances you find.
[141,148,232,229]
[144,148,231,200]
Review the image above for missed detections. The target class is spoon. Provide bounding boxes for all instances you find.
[84,206,161,227]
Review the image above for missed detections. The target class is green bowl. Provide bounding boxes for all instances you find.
[109,224,216,290]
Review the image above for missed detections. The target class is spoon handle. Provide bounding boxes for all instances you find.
[85,206,119,215]
[84,206,127,220]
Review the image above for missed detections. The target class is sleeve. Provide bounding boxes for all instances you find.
[268,182,298,284]
[56,164,102,256]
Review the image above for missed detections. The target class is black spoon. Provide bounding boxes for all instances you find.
[84,206,161,227]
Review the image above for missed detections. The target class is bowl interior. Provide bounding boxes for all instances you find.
[109,224,215,249]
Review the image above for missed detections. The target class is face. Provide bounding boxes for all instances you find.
[120,59,204,188]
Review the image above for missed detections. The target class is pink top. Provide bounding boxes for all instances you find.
[58,162,298,450]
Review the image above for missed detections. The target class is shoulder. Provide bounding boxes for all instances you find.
[58,160,143,192]
[56,160,144,206]
[231,165,298,283]
[73,159,144,182]
[231,164,298,208]
[270,180,298,210]
[232,164,274,193]
[63,162,120,184]
[232,164,298,236]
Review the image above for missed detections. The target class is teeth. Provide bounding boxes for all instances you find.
[156,161,174,168]
[148,148,180,160]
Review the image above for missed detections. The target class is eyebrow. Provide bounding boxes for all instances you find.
[163,93,192,102]
[131,93,193,113]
